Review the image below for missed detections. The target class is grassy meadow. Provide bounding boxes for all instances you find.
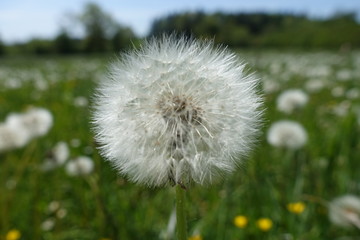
[1,49,360,240]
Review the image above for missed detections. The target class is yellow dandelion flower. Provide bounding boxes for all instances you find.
[287,202,306,214]
[234,215,248,228]
[256,218,273,231]
[6,229,21,240]
[188,234,202,240]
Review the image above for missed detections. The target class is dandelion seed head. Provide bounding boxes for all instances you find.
[0,107,53,153]
[74,96,89,107]
[93,35,262,187]
[56,208,67,219]
[276,89,308,114]
[52,141,69,165]
[329,195,360,229]
[267,120,307,150]
[41,218,55,231]
[65,156,94,176]
[48,201,60,213]
[21,107,53,137]
[6,107,53,139]
[0,122,30,152]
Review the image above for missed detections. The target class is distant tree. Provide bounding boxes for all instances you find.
[54,30,77,54]
[0,37,5,55]
[112,26,135,51]
[149,11,360,49]
[26,39,53,55]
[79,3,118,52]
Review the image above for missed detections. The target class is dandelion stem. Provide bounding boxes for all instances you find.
[176,184,187,240]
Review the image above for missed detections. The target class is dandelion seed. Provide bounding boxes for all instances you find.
[305,79,325,93]
[329,195,360,229]
[92,35,262,187]
[287,202,306,214]
[331,86,345,97]
[70,138,81,148]
[48,201,61,213]
[74,96,89,107]
[234,215,248,228]
[256,218,273,231]
[262,78,280,94]
[41,218,55,231]
[276,89,308,114]
[332,100,351,117]
[65,156,94,176]
[267,120,307,150]
[346,88,360,100]
[52,142,70,164]
[336,69,352,81]
[56,208,67,219]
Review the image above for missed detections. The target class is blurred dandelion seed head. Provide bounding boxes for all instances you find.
[41,218,55,231]
[329,195,360,229]
[0,107,53,152]
[267,120,307,150]
[92,35,262,187]
[65,156,94,176]
[0,123,30,151]
[276,89,308,114]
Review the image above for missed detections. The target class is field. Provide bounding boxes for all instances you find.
[1,49,360,240]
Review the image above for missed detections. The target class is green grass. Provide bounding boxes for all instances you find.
[1,50,360,240]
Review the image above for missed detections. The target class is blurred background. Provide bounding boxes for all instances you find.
[1,1,360,240]
[0,0,360,53]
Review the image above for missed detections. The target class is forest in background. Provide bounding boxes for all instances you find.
[0,3,359,55]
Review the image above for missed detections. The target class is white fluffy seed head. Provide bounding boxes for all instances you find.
[92,35,263,187]
[329,195,360,229]
[0,107,53,153]
[267,120,307,150]
[65,156,94,176]
[276,89,309,114]
[6,107,53,139]
[0,122,31,152]
[21,107,53,137]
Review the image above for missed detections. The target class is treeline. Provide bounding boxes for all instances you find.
[1,3,138,55]
[1,4,359,56]
[149,11,360,49]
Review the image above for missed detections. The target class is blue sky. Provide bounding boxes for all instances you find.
[0,0,359,43]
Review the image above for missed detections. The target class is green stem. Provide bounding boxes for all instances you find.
[176,184,187,240]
